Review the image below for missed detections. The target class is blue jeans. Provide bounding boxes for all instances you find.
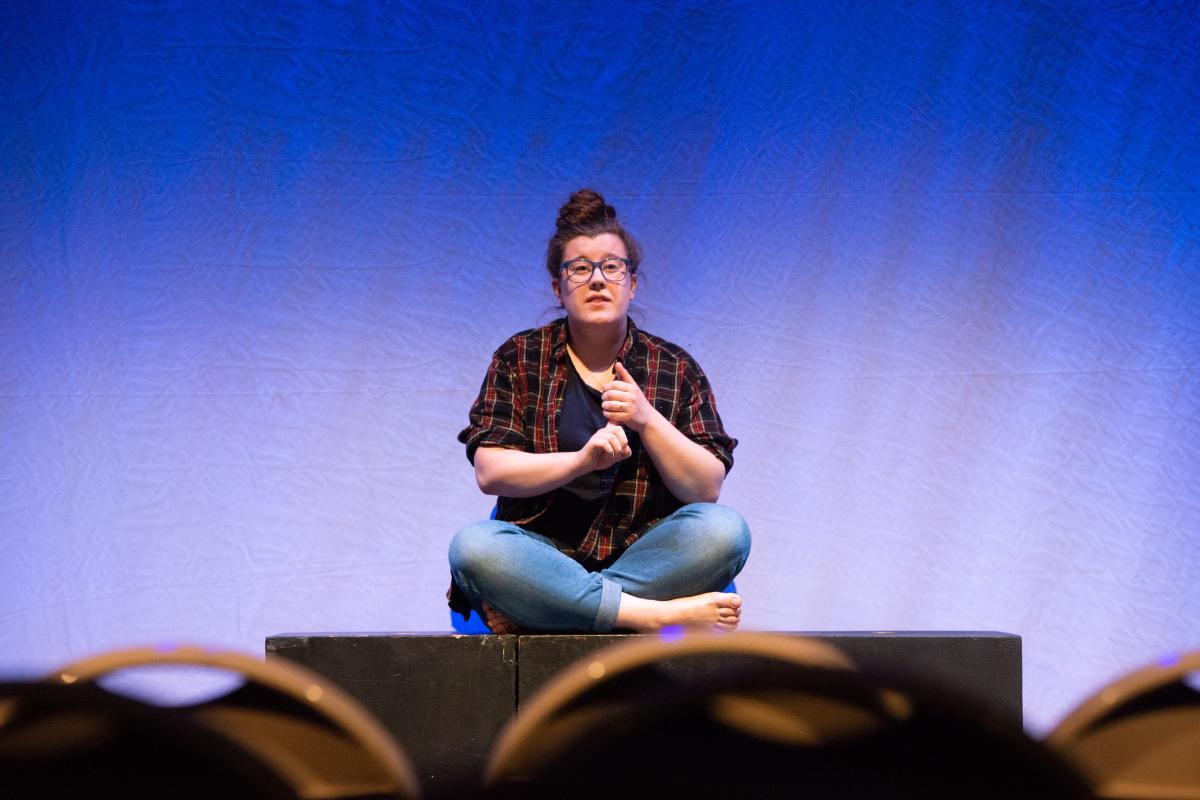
[448,503,751,632]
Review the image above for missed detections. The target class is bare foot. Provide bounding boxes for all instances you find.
[615,592,742,633]
[482,600,520,634]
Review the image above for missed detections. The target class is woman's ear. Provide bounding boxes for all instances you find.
[551,278,563,305]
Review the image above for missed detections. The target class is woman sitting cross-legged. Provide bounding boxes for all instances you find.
[447,189,751,634]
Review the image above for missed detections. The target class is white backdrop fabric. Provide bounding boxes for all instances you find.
[1,1,1198,733]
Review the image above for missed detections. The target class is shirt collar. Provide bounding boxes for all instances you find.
[617,317,638,362]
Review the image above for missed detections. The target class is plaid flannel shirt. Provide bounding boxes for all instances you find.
[457,317,736,566]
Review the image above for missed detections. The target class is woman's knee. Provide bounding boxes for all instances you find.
[448,520,514,583]
[684,503,752,566]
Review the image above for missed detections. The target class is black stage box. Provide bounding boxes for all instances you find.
[268,631,1020,795]
[517,630,1021,723]
[266,633,516,795]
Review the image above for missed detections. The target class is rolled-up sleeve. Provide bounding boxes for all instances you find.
[677,362,737,473]
[457,351,529,464]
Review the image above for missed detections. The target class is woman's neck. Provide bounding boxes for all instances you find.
[566,317,627,372]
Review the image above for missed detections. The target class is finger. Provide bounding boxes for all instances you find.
[602,379,636,395]
[614,362,636,385]
[609,425,628,447]
[602,407,626,422]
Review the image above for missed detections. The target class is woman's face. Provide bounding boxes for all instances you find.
[552,233,637,328]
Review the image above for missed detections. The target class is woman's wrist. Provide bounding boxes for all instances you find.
[635,406,668,436]
[570,448,593,479]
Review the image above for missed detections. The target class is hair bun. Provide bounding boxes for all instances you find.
[556,189,617,231]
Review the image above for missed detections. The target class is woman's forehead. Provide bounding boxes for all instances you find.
[562,233,627,261]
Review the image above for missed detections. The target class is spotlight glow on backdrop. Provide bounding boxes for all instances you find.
[1,1,1197,733]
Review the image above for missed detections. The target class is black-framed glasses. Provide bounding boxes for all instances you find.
[559,257,634,285]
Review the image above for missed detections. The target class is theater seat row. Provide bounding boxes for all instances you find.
[1,636,1196,799]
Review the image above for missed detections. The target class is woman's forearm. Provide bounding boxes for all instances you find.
[638,413,726,504]
[473,446,586,497]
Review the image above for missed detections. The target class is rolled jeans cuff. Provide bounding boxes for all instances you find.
[593,576,622,632]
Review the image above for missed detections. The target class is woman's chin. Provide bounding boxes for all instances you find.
[574,308,624,327]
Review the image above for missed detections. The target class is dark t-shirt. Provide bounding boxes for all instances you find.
[523,356,609,545]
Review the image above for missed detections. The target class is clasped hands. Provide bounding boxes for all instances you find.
[579,362,656,472]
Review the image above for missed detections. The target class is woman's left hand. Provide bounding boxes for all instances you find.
[602,362,657,433]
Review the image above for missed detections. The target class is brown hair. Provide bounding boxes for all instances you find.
[545,189,642,282]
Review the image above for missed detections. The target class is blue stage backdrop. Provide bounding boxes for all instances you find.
[2,1,1197,733]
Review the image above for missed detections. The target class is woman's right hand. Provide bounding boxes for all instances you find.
[579,423,632,472]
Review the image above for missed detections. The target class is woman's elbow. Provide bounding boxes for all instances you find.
[473,454,501,495]
[698,469,725,504]
[683,476,722,505]
[474,466,501,495]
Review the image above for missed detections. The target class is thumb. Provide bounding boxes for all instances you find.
[614,361,633,381]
